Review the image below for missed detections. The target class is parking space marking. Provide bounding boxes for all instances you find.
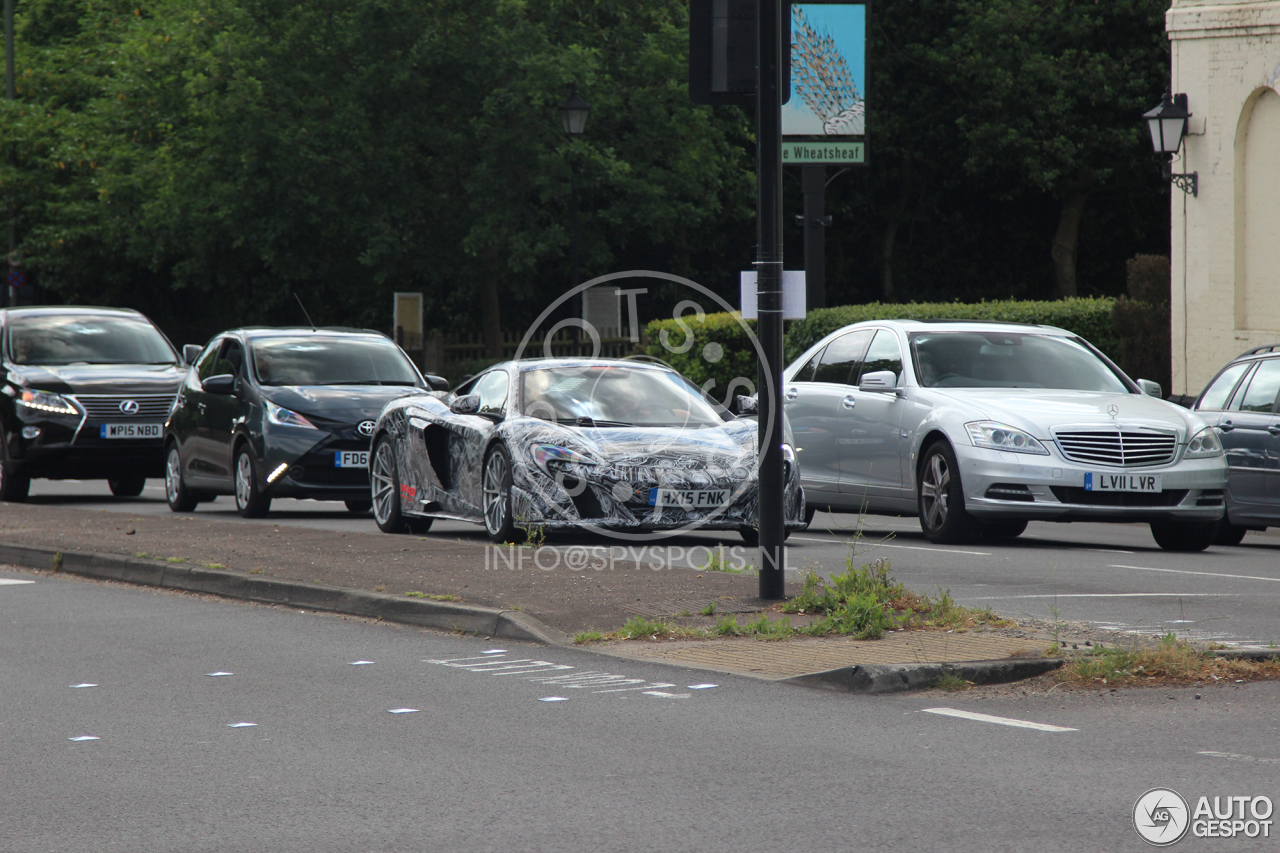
[0,579,35,585]
[1112,565,1280,584]
[922,708,1076,732]
[965,593,1239,600]
[427,655,686,697]
[790,536,991,556]
[1198,751,1280,765]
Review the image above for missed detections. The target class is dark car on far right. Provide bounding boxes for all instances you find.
[1193,344,1280,544]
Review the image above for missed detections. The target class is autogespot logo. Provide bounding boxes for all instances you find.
[1134,788,1190,846]
[512,271,774,543]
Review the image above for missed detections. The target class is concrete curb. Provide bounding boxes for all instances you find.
[787,658,1066,694]
[0,543,572,647]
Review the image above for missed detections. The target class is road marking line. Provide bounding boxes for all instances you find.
[0,579,35,585]
[71,683,97,689]
[387,708,419,714]
[643,691,690,698]
[1199,750,1280,765]
[966,593,1240,600]
[922,708,1077,732]
[68,735,99,742]
[1112,565,1280,584]
[790,536,991,556]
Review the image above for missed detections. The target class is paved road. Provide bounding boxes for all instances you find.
[27,480,1280,648]
[4,565,1278,853]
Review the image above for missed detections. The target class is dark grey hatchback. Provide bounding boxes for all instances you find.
[1192,343,1280,544]
[164,327,438,517]
[0,306,187,501]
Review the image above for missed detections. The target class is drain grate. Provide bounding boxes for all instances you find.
[623,598,764,618]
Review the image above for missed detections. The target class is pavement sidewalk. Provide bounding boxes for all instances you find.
[0,502,1067,690]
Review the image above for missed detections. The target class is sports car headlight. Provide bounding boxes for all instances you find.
[965,421,1050,455]
[266,402,317,430]
[1185,427,1224,458]
[17,389,79,416]
[531,443,597,474]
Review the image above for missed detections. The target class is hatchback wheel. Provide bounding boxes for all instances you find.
[917,441,974,544]
[1151,520,1218,552]
[165,444,199,512]
[482,445,519,543]
[234,447,271,518]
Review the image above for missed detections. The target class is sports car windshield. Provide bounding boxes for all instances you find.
[520,365,726,428]
[910,332,1129,392]
[251,337,421,386]
[6,315,177,365]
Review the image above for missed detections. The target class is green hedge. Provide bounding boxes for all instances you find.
[644,297,1123,397]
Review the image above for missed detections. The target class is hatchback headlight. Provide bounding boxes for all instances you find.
[965,421,1050,455]
[17,389,79,416]
[1185,427,1224,458]
[266,402,317,429]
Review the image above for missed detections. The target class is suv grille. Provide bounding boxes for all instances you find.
[70,394,176,421]
[1053,429,1177,467]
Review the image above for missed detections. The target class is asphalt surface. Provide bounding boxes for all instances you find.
[7,568,1280,853]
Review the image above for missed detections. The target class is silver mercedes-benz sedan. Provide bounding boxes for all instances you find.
[784,320,1228,551]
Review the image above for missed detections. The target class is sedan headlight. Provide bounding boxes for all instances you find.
[965,421,1050,456]
[1185,426,1224,459]
[266,402,317,430]
[531,443,597,474]
[17,389,80,416]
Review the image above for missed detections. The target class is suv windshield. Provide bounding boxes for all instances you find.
[250,336,421,386]
[6,314,176,365]
[521,365,726,428]
[910,332,1129,392]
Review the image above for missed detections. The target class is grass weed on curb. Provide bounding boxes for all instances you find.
[1054,633,1280,688]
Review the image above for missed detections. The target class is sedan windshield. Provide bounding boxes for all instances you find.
[6,314,176,365]
[521,365,726,428]
[251,337,421,386]
[910,332,1129,392]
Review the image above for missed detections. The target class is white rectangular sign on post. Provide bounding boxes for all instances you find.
[739,271,807,320]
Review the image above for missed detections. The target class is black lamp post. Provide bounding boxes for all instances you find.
[559,84,590,356]
[5,0,16,308]
[1143,89,1197,197]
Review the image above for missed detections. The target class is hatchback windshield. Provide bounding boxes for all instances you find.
[250,337,421,386]
[521,365,726,428]
[6,314,177,365]
[910,332,1129,392]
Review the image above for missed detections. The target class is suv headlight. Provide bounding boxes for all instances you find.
[1185,427,1224,458]
[17,389,80,416]
[965,421,1050,455]
[266,402,317,429]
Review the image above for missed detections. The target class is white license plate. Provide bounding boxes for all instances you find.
[1084,472,1161,492]
[334,451,369,468]
[99,423,162,439]
[648,488,729,508]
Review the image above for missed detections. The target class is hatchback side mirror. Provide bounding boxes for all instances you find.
[859,370,903,396]
[182,344,202,366]
[449,394,481,415]
[202,374,236,395]
[1136,379,1162,398]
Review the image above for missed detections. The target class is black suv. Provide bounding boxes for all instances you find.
[0,306,188,501]
[1192,343,1280,544]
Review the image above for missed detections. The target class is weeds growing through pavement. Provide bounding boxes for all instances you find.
[573,631,605,644]
[405,591,461,601]
[1054,633,1280,688]
[932,671,972,691]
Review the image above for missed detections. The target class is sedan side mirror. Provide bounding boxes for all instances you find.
[202,374,236,395]
[449,394,481,415]
[182,344,202,366]
[424,373,451,393]
[1136,379,1163,398]
[859,370,903,396]
[735,395,759,416]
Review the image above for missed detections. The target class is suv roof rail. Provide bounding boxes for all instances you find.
[1237,343,1280,358]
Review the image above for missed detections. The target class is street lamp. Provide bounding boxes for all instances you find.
[559,84,589,356]
[1143,89,1197,197]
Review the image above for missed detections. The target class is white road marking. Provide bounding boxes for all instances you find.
[1199,750,1280,765]
[0,579,35,585]
[922,708,1077,732]
[643,691,690,698]
[966,593,1239,601]
[206,671,233,677]
[349,660,374,665]
[539,696,568,702]
[688,684,719,690]
[428,655,684,697]
[68,736,99,742]
[71,683,97,689]
[1112,565,1280,584]
[790,536,991,556]
[227,722,257,728]
[387,708,419,714]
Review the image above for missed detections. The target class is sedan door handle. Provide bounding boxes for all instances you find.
[1218,420,1234,433]
[841,395,856,409]
[1269,425,1280,436]
[785,387,799,400]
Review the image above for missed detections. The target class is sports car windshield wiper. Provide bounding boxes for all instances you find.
[558,416,634,428]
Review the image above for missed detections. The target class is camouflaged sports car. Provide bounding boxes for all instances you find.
[368,358,805,542]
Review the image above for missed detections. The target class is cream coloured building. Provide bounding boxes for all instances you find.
[1167,0,1280,397]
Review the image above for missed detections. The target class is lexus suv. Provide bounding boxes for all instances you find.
[0,306,188,501]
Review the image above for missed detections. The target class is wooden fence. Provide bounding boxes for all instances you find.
[402,327,642,381]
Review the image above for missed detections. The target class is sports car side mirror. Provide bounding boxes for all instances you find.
[1136,379,1162,398]
[735,395,759,416]
[859,370,903,396]
[449,394,481,415]
[182,344,202,365]
[424,373,450,393]
[202,374,236,395]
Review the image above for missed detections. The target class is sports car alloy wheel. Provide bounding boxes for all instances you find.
[917,441,973,544]
[483,445,517,543]
[234,448,271,518]
[165,445,198,512]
